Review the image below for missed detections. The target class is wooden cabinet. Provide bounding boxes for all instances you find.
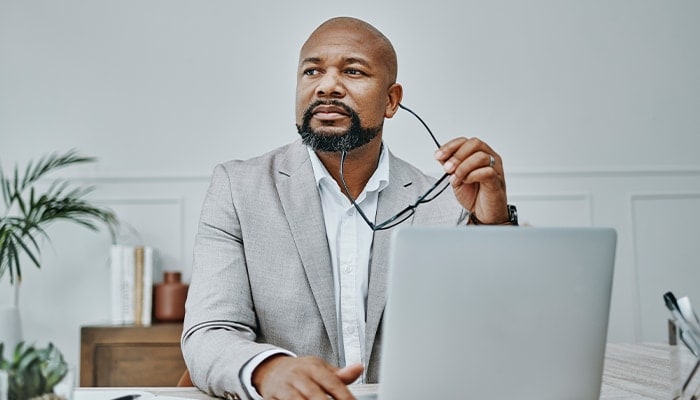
[80,324,186,387]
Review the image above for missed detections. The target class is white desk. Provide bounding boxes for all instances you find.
[601,343,677,399]
[75,343,691,400]
[74,384,378,400]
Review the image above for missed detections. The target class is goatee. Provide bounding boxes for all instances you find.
[296,100,381,152]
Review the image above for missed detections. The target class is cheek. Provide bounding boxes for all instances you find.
[295,89,311,122]
[359,93,391,124]
[295,100,304,121]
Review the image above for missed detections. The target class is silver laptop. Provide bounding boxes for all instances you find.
[375,226,617,400]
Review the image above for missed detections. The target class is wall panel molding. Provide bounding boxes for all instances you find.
[629,192,700,342]
[95,195,188,271]
[508,166,700,178]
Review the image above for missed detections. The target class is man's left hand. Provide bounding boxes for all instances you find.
[435,136,510,224]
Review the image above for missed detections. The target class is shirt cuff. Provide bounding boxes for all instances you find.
[240,349,296,400]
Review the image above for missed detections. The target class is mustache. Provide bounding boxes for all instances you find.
[297,99,380,153]
[303,100,357,120]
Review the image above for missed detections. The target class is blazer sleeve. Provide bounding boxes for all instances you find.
[181,163,280,399]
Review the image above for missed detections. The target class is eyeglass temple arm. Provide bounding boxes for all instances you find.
[398,103,441,148]
[339,149,377,230]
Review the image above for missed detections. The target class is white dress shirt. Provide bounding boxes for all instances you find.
[240,145,390,399]
[308,145,390,376]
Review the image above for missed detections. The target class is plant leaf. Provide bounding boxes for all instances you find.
[9,230,41,269]
[0,163,11,206]
[1,150,117,285]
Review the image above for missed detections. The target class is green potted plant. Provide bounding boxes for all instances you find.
[0,149,117,350]
[0,342,70,400]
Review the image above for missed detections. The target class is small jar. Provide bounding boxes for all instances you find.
[153,271,189,322]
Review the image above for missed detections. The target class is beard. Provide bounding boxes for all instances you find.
[296,100,382,152]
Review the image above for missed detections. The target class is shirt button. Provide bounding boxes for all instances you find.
[346,325,356,334]
[344,265,352,274]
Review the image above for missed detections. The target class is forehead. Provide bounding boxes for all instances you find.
[299,25,386,65]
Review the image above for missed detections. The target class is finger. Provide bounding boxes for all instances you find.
[274,387,309,400]
[291,376,339,400]
[335,363,364,384]
[436,138,500,175]
[450,166,503,191]
[450,152,502,186]
[258,356,341,400]
[310,374,355,400]
[293,359,356,400]
[302,364,356,400]
[276,366,345,400]
[264,376,314,400]
[434,137,469,162]
[435,136,494,161]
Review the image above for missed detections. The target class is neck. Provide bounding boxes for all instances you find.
[315,138,382,200]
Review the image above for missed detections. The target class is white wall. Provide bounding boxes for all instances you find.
[1,0,699,375]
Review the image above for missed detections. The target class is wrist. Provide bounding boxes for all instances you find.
[468,204,518,226]
[252,354,290,393]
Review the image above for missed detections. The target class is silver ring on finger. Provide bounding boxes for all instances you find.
[488,154,496,168]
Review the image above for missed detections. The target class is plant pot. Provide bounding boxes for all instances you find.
[0,306,22,352]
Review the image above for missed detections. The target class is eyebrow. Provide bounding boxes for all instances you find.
[299,56,372,68]
[300,57,321,66]
[344,57,370,68]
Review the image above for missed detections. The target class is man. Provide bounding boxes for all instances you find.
[182,16,515,400]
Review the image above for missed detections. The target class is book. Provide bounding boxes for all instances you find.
[134,247,144,325]
[110,244,154,325]
[142,246,154,326]
[109,246,123,325]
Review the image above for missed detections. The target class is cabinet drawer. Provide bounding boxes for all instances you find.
[81,324,185,387]
[94,343,186,387]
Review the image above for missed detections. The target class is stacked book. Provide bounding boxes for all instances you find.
[110,245,154,325]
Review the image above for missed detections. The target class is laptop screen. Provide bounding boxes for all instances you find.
[377,226,617,400]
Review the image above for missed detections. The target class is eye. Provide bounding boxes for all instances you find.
[303,68,319,76]
[345,68,365,76]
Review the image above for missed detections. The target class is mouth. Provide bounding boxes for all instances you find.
[312,104,350,121]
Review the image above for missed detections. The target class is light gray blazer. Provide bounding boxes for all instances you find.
[182,140,464,399]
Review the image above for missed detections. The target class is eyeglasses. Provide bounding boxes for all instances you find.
[339,104,451,231]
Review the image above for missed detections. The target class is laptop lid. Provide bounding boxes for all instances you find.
[377,226,617,400]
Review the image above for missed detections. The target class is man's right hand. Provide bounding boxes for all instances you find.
[252,354,363,400]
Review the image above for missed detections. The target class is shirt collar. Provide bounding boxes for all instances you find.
[307,144,390,195]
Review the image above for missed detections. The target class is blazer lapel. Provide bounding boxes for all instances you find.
[365,152,417,362]
[275,142,339,362]
[274,143,425,366]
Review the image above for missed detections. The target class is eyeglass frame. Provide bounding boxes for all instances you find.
[338,104,451,231]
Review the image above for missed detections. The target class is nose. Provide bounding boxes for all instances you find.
[315,69,345,98]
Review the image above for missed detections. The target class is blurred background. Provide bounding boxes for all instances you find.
[1,0,699,377]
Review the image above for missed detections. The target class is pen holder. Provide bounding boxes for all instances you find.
[669,319,700,399]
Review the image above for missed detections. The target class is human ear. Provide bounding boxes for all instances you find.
[384,83,403,119]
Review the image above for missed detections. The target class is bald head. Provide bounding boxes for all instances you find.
[295,16,404,150]
[301,17,398,83]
